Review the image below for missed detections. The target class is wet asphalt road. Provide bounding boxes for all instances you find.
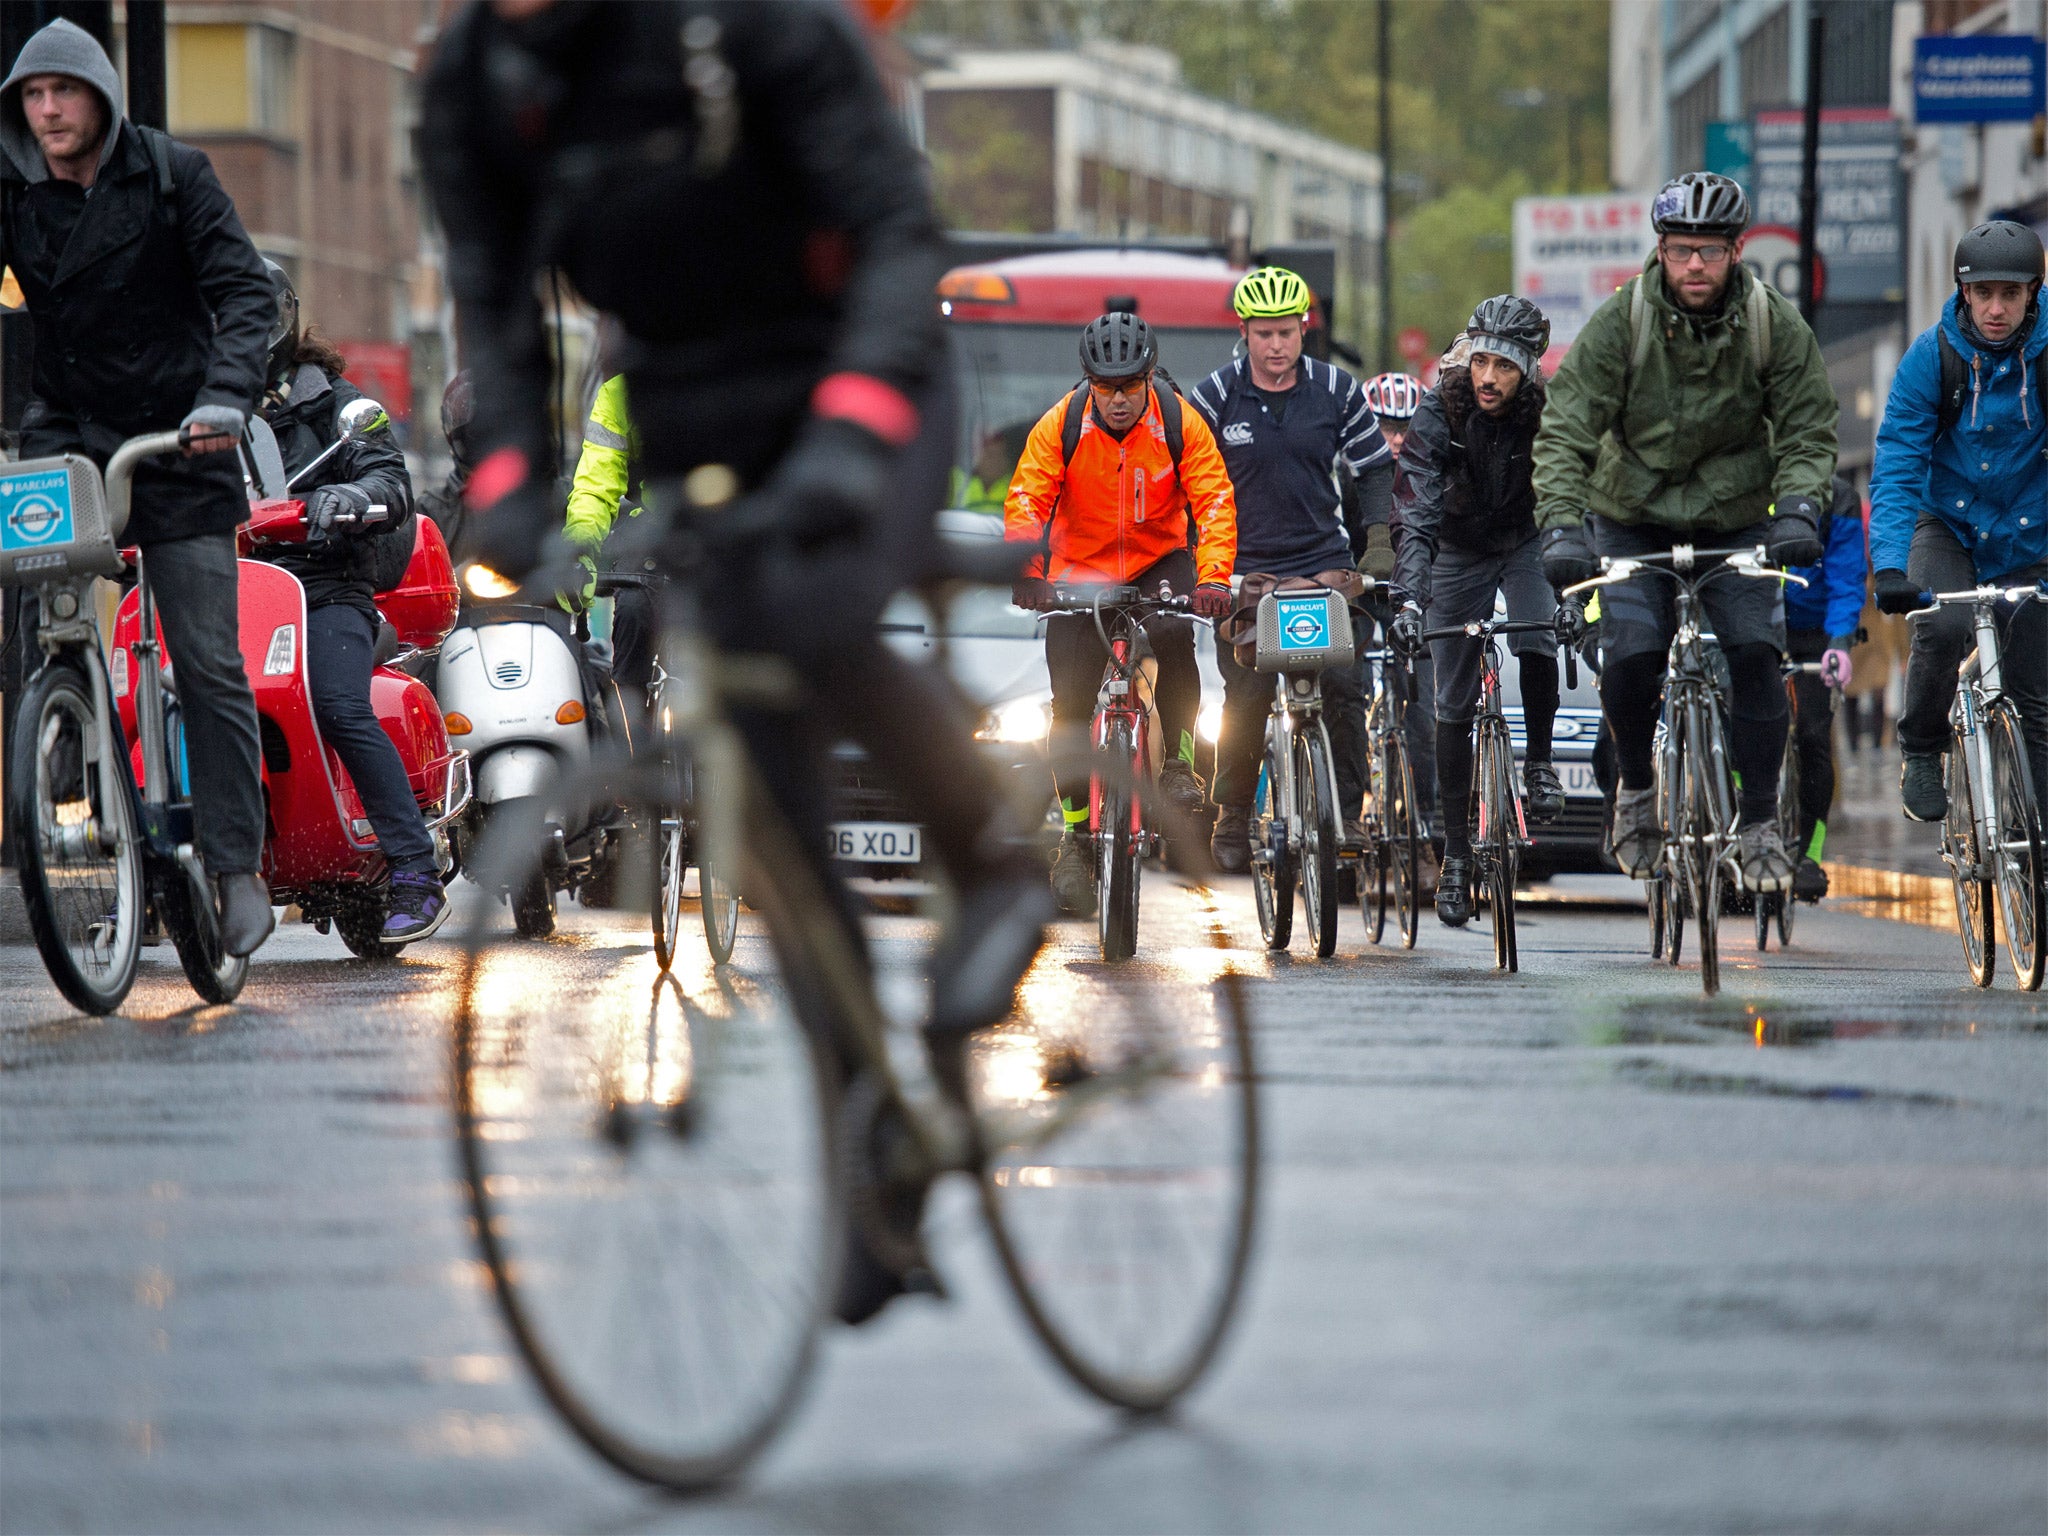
[2,878,2044,1535]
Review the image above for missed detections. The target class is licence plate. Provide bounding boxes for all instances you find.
[829,822,922,863]
[1558,761,1601,797]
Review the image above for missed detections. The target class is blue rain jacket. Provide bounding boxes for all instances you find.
[1784,487,1867,638]
[1870,293,2046,581]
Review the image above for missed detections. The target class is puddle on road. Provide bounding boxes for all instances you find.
[1610,1056,1978,1110]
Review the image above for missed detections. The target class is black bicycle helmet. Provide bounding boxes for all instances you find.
[1079,311,1157,381]
[1954,220,2045,288]
[1464,294,1551,378]
[262,257,299,388]
[441,370,476,469]
[1651,172,1750,238]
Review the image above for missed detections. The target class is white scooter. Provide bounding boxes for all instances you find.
[435,597,628,936]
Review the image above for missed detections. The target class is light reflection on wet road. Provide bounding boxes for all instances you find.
[3,879,2044,1533]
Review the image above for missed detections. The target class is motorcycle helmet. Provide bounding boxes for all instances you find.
[262,257,299,388]
[441,370,476,469]
[1363,371,1424,420]
[1953,220,2045,289]
[1232,266,1313,320]
[1651,172,1750,239]
[1464,295,1550,379]
[1079,311,1157,381]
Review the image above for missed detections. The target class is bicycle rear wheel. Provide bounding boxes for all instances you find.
[10,660,143,1015]
[160,863,248,1005]
[453,762,837,1491]
[1985,705,2044,991]
[1097,717,1141,962]
[1944,741,1996,987]
[971,758,1258,1411]
[1295,726,1339,958]
[651,799,684,971]
[1386,731,1420,949]
[1250,734,1293,951]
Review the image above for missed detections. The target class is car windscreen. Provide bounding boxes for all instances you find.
[948,321,1242,514]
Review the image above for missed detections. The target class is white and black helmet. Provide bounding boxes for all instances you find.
[1954,220,2045,288]
[1652,172,1750,239]
[1079,311,1157,381]
[262,257,299,387]
[1465,295,1550,378]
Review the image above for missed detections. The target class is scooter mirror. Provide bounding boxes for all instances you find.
[338,398,390,440]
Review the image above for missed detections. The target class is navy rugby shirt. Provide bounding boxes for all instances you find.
[1189,355,1390,579]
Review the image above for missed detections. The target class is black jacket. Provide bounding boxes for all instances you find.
[1392,366,1547,609]
[419,0,946,490]
[259,365,414,616]
[0,123,273,546]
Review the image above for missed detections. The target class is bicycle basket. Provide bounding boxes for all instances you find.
[1254,589,1353,672]
[0,455,120,585]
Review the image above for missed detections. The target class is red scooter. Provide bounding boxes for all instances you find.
[111,495,470,958]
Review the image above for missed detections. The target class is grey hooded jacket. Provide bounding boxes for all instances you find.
[0,19,274,544]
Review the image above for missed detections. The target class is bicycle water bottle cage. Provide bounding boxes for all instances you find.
[1254,589,1353,673]
[0,455,121,586]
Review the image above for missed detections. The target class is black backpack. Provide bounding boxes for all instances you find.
[1057,366,1187,470]
[1934,327,2048,435]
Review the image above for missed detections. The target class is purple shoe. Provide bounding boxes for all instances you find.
[382,870,449,944]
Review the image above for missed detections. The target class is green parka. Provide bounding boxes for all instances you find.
[1532,254,1838,536]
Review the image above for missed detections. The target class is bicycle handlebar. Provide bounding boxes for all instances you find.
[1905,581,2046,616]
[104,429,190,540]
[1562,543,1807,598]
[1044,584,1193,615]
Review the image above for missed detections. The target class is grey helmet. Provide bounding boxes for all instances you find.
[1652,172,1750,238]
[1079,311,1157,381]
[1464,294,1551,378]
[262,257,299,388]
[1954,220,2045,288]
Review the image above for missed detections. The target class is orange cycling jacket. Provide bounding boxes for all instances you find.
[1003,386,1238,588]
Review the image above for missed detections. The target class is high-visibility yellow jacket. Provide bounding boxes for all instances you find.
[565,374,639,551]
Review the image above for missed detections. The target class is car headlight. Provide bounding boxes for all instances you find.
[1197,701,1223,743]
[975,697,1051,743]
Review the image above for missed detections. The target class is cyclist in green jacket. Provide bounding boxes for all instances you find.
[562,373,653,702]
[1533,173,1837,893]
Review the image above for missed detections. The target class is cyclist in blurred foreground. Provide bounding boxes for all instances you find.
[1534,171,1838,893]
[1002,311,1237,914]
[421,0,1050,1321]
[1869,219,2046,815]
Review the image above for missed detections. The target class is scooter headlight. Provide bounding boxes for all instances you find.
[462,563,520,600]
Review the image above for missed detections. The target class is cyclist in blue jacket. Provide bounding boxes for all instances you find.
[1780,474,1868,899]
[1869,220,2046,818]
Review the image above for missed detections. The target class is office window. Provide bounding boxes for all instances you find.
[1669,66,1721,176]
[1740,9,1790,115]
[168,23,296,137]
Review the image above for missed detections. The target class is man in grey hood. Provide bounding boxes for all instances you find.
[0,18,278,956]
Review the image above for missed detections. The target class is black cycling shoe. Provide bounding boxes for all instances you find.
[1158,758,1207,815]
[1792,855,1829,902]
[1523,760,1566,824]
[1210,804,1252,874]
[1901,752,1948,822]
[1050,831,1097,916]
[925,869,1054,1040]
[1436,851,1474,927]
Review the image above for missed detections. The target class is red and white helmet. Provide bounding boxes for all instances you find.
[1364,371,1424,420]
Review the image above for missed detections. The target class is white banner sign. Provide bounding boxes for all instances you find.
[1512,194,1654,362]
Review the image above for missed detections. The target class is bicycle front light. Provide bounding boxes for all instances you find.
[976,697,1051,744]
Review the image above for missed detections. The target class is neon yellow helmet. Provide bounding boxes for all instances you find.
[1232,266,1312,320]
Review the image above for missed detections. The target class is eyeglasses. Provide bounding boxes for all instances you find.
[1087,375,1152,400]
[1662,239,1733,267]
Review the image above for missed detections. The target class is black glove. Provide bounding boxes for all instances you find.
[1872,567,1927,616]
[305,483,372,548]
[1390,601,1424,654]
[1765,494,1824,567]
[1541,523,1597,593]
[1554,601,1588,647]
[1011,576,1052,611]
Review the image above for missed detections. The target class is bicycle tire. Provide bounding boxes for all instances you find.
[1684,699,1723,998]
[1483,724,1519,974]
[1296,726,1339,959]
[10,660,143,1015]
[453,765,838,1491]
[1944,744,1996,987]
[1097,717,1141,962]
[651,802,684,971]
[1250,733,1293,951]
[701,869,740,965]
[1985,704,2044,991]
[159,864,248,1004]
[1388,731,1421,949]
[1647,875,1667,959]
[972,756,1259,1411]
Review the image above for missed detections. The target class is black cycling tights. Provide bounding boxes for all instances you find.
[1435,652,1557,860]
[1604,644,1788,823]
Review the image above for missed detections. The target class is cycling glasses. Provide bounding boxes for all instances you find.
[1087,373,1153,400]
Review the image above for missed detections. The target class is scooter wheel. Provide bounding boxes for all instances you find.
[512,870,556,939]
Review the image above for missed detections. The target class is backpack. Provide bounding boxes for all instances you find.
[1627,270,1772,385]
[1933,326,2048,436]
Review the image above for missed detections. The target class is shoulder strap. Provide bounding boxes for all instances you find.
[1935,329,1967,437]
[1152,370,1184,472]
[1627,275,1655,384]
[1059,383,1087,466]
[1745,278,1771,378]
[135,124,177,201]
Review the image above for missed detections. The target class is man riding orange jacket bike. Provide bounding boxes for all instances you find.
[1003,311,1236,915]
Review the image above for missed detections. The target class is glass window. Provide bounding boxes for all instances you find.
[168,23,295,137]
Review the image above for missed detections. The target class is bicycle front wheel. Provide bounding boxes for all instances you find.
[1681,700,1724,997]
[454,763,838,1491]
[10,660,143,1015]
[1295,725,1339,958]
[1944,741,1996,987]
[1478,722,1519,973]
[1250,732,1293,951]
[700,868,740,965]
[651,800,684,971]
[971,760,1259,1411]
[1097,717,1141,962]
[1387,732,1421,949]
[1985,705,2044,991]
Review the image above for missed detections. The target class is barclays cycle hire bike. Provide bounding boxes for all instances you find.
[2,427,253,1013]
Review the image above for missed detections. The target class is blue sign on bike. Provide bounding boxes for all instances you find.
[0,469,73,552]
[1276,596,1330,651]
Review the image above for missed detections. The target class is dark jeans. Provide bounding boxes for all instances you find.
[1044,549,1199,809]
[1786,628,1837,859]
[1214,641,1367,817]
[141,534,265,875]
[1900,514,2048,806]
[307,603,437,876]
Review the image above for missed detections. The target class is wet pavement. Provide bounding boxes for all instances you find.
[2,877,2044,1534]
